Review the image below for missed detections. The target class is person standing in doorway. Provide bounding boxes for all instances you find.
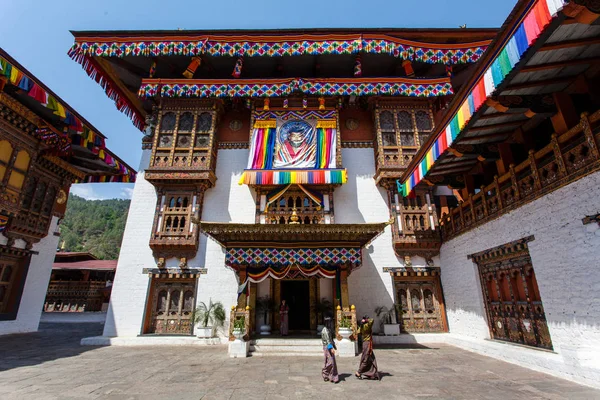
[321,317,339,383]
[355,315,380,380]
[280,299,289,336]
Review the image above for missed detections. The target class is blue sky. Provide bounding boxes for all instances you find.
[0,0,516,200]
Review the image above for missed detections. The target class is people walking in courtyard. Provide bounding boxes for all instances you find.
[279,299,289,336]
[355,315,380,380]
[321,317,339,383]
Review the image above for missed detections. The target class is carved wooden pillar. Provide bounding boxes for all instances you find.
[249,282,257,333]
[551,92,579,134]
[496,143,514,176]
[273,279,281,331]
[237,266,247,309]
[340,269,350,310]
[580,112,600,160]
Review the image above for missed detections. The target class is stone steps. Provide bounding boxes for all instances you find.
[249,338,323,357]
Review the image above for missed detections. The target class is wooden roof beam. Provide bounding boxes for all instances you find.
[522,56,600,73]
[504,76,574,91]
[468,120,523,133]
[539,36,600,52]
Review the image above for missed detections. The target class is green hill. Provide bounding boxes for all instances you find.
[59,194,131,260]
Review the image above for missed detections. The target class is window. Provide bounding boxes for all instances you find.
[472,238,553,350]
[376,108,434,150]
[0,256,27,319]
[154,192,195,239]
[394,277,446,333]
[145,277,197,335]
[0,141,31,202]
[152,110,215,169]
[260,187,329,225]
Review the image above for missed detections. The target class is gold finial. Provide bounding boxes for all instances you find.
[289,207,300,224]
[351,305,355,310]
[231,306,236,311]
[245,305,251,311]
[336,305,341,310]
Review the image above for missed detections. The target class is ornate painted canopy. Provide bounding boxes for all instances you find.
[197,222,390,272]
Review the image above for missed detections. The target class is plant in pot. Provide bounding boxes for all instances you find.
[192,299,226,338]
[338,314,353,340]
[255,296,275,336]
[375,304,402,336]
[232,315,246,341]
[312,297,333,336]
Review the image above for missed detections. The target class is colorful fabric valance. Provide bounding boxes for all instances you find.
[245,265,337,283]
[399,0,566,196]
[0,214,9,232]
[0,55,137,183]
[238,169,347,185]
[226,247,361,268]
[138,77,453,98]
[69,34,489,64]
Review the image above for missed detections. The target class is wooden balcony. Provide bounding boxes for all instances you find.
[374,146,416,186]
[149,204,199,260]
[392,202,441,258]
[440,110,600,241]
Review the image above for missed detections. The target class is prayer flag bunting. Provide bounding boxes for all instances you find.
[399,0,565,197]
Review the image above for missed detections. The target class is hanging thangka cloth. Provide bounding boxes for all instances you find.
[247,119,337,170]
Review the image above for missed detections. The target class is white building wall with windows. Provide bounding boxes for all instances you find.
[440,170,600,389]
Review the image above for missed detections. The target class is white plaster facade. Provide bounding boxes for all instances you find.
[101,144,600,388]
[440,170,600,388]
[0,216,61,335]
[103,147,404,339]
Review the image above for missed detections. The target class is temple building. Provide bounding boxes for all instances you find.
[0,49,136,335]
[70,0,600,388]
[44,252,117,313]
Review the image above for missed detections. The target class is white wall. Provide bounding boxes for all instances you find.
[440,170,600,388]
[196,149,256,337]
[336,148,406,332]
[103,149,156,337]
[0,216,60,335]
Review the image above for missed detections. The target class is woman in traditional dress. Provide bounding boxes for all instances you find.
[355,315,380,380]
[279,299,289,336]
[321,317,339,383]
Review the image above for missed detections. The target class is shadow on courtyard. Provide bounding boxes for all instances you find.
[0,322,104,372]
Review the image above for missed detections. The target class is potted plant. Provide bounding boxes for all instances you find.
[192,299,226,338]
[232,315,246,341]
[312,297,333,335]
[375,304,402,336]
[255,296,275,335]
[338,315,353,340]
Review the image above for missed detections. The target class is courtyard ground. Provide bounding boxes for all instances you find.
[0,320,599,400]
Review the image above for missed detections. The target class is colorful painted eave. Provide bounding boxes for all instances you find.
[238,169,347,186]
[0,50,137,183]
[399,0,567,197]
[139,77,453,98]
[69,33,490,64]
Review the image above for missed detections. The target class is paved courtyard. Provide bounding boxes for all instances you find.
[1,322,599,400]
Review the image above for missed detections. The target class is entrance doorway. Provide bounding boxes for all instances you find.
[281,280,310,332]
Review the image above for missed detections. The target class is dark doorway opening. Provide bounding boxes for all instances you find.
[281,280,310,331]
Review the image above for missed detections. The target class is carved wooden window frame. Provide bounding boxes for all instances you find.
[470,236,553,350]
[374,106,435,168]
[150,106,217,170]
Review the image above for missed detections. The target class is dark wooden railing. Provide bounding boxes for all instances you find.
[440,111,600,240]
[44,281,108,312]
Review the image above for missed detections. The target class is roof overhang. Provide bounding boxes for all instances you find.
[399,0,600,193]
[198,222,389,248]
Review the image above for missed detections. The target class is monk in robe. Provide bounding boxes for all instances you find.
[355,315,380,380]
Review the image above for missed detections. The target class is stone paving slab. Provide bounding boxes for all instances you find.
[0,323,599,400]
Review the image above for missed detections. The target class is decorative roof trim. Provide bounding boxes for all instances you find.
[139,77,454,98]
[399,0,567,196]
[69,34,490,64]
